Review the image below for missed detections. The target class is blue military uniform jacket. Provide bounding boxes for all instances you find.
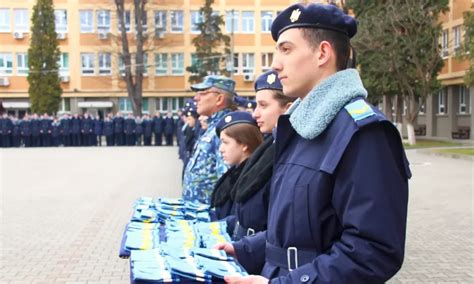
[182,109,231,204]
[234,70,411,283]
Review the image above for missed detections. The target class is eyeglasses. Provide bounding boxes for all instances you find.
[197,90,221,96]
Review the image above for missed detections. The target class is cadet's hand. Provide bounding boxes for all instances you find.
[225,275,269,284]
[213,242,236,258]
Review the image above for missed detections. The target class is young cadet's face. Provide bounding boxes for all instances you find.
[272,29,321,98]
[219,131,247,166]
[253,90,289,134]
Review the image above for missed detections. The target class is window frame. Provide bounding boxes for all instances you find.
[97,10,111,32]
[261,11,272,33]
[155,53,168,76]
[54,9,68,33]
[98,52,112,75]
[0,53,13,75]
[79,10,94,33]
[16,53,28,75]
[242,53,255,74]
[226,10,239,33]
[81,53,95,75]
[437,88,447,114]
[0,9,10,32]
[190,11,203,34]
[13,9,29,32]
[171,53,184,75]
[261,52,273,72]
[241,11,254,33]
[170,10,183,33]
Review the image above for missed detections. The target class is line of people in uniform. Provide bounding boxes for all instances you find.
[176,3,411,283]
[0,111,178,148]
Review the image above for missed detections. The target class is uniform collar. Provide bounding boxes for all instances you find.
[288,69,367,140]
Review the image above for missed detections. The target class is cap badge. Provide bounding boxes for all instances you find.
[225,116,232,123]
[290,9,301,23]
[267,73,276,84]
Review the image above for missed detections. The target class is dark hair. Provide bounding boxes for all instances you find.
[222,123,263,154]
[301,28,351,71]
[271,90,297,107]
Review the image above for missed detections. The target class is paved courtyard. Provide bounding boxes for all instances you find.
[0,146,472,283]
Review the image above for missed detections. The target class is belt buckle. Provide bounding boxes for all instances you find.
[246,228,255,236]
[287,246,298,271]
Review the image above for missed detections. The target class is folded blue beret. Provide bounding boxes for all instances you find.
[215,111,258,136]
[271,3,357,41]
[254,70,283,92]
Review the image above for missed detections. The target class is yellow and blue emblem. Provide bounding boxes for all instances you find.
[344,100,375,122]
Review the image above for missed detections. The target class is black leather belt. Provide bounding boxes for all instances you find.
[265,242,319,271]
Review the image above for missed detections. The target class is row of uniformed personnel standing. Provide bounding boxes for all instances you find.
[0,112,178,148]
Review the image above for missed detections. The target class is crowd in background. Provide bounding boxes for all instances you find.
[0,111,179,148]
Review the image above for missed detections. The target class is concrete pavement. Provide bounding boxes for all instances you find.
[0,147,472,283]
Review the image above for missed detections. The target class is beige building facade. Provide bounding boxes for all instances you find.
[0,0,316,117]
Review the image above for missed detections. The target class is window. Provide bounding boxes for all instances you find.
[156,97,184,112]
[241,11,254,33]
[58,53,69,75]
[142,98,149,113]
[441,29,448,58]
[135,10,147,33]
[59,98,71,113]
[453,26,461,51]
[16,53,28,75]
[171,53,184,75]
[242,53,255,74]
[261,53,273,72]
[261,11,272,33]
[154,11,166,32]
[227,53,239,74]
[0,53,13,75]
[14,9,29,32]
[54,10,68,33]
[119,98,133,113]
[118,54,125,75]
[80,10,93,33]
[141,53,148,75]
[97,10,110,32]
[170,10,183,33]
[156,97,169,112]
[459,86,470,114]
[155,53,168,75]
[226,11,239,33]
[0,9,10,32]
[191,11,203,33]
[437,88,447,114]
[418,97,425,114]
[118,10,131,33]
[98,52,111,75]
[81,53,95,75]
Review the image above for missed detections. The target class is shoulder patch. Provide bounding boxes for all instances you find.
[344,100,375,122]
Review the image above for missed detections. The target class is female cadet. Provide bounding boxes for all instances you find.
[230,71,295,245]
[210,111,263,221]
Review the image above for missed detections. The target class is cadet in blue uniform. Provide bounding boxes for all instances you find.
[163,112,175,146]
[230,71,295,244]
[51,117,62,146]
[103,113,114,146]
[11,117,21,147]
[0,114,13,147]
[71,114,81,146]
[94,115,103,146]
[218,4,411,283]
[114,112,125,146]
[39,113,52,147]
[31,114,42,147]
[20,115,32,147]
[60,114,72,147]
[124,113,136,146]
[142,114,153,146]
[182,75,236,204]
[135,116,144,146]
[152,112,163,146]
[182,108,198,169]
[210,111,263,221]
